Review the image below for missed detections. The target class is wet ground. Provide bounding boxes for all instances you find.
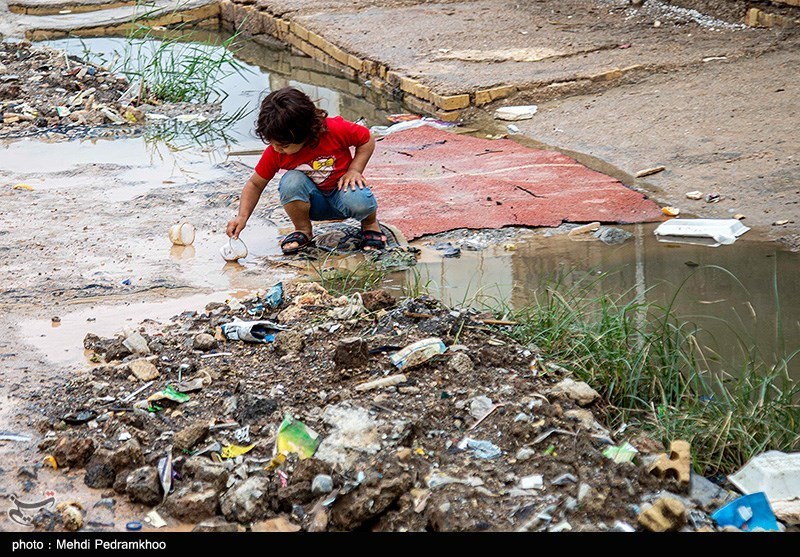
[0,31,798,531]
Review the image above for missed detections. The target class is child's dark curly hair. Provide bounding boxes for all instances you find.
[255,87,328,147]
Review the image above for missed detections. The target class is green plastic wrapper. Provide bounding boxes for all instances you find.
[276,414,321,459]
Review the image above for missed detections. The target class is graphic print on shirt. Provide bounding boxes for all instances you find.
[295,156,336,185]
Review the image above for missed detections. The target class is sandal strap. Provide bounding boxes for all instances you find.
[281,231,310,247]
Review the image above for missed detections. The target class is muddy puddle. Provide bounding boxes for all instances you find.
[414,223,800,379]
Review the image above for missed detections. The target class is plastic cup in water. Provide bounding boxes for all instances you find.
[221,237,248,261]
[168,222,196,246]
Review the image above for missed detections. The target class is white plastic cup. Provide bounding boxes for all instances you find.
[169,222,196,246]
[220,237,248,261]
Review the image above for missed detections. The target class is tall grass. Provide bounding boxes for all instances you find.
[122,1,249,104]
[483,267,800,475]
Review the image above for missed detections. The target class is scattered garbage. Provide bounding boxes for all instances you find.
[0,431,32,442]
[389,337,447,370]
[729,451,800,503]
[220,444,255,459]
[711,492,780,531]
[125,521,142,531]
[329,293,366,320]
[168,222,196,246]
[276,415,321,459]
[264,282,284,309]
[634,165,666,178]
[431,242,461,258]
[426,471,484,489]
[567,222,601,237]
[145,510,167,529]
[661,206,680,217]
[518,474,544,490]
[233,425,251,444]
[147,385,190,404]
[220,318,287,343]
[62,409,98,425]
[685,191,703,200]
[705,193,721,203]
[603,442,639,464]
[369,117,457,136]
[494,105,538,121]
[653,218,750,247]
[157,452,173,503]
[355,374,407,392]
[220,237,248,261]
[458,437,502,459]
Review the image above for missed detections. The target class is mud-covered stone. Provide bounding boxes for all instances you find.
[192,518,246,532]
[333,337,369,368]
[274,331,305,355]
[165,485,219,522]
[182,457,230,491]
[220,477,273,523]
[53,436,95,468]
[84,462,116,489]
[447,352,474,374]
[193,333,218,352]
[126,466,162,506]
[173,423,208,452]
[361,289,396,312]
[330,472,413,529]
[110,439,145,472]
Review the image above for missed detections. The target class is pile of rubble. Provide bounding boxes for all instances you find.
[25,282,783,531]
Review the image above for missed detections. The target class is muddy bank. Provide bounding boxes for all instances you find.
[8,281,751,532]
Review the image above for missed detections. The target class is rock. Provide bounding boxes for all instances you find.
[564,408,595,429]
[165,485,219,522]
[182,457,230,491]
[276,483,316,510]
[53,436,95,468]
[274,331,305,355]
[361,289,396,312]
[688,474,735,511]
[104,342,131,362]
[638,496,687,532]
[628,432,664,454]
[577,483,609,513]
[330,471,413,530]
[113,470,130,494]
[594,227,633,245]
[252,516,301,532]
[58,503,83,531]
[84,462,116,489]
[772,499,800,525]
[315,404,383,471]
[333,337,369,368]
[173,423,208,452]
[220,477,272,523]
[308,508,329,532]
[192,518,246,532]
[448,352,474,374]
[236,394,277,424]
[126,466,162,506]
[311,474,333,494]
[469,396,494,419]
[193,333,218,352]
[515,447,536,462]
[17,466,37,480]
[291,458,332,484]
[123,332,151,356]
[129,359,159,381]
[110,439,145,472]
[649,440,691,489]
[548,378,600,406]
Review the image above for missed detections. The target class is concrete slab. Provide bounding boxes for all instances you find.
[368,126,663,240]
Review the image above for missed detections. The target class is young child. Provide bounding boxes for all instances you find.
[226,86,385,254]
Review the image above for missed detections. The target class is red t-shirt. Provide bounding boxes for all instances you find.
[254,116,371,192]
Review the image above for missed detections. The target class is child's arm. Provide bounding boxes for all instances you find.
[338,135,376,191]
[227,172,269,239]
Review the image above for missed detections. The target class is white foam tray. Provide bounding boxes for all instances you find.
[653,218,750,247]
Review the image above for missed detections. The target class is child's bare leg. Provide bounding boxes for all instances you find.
[282,200,313,251]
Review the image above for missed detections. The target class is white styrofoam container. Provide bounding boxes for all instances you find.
[729,451,800,503]
[653,218,750,247]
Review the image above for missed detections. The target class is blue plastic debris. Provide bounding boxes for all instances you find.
[121,279,131,285]
[264,282,284,309]
[711,492,780,531]
[126,521,142,531]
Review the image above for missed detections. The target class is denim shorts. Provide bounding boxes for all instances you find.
[278,170,378,221]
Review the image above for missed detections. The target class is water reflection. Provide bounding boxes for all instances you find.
[417,224,800,379]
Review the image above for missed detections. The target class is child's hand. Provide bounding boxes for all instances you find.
[337,170,367,191]
[227,216,248,239]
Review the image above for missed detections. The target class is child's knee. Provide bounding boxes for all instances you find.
[278,170,311,204]
[342,189,378,220]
